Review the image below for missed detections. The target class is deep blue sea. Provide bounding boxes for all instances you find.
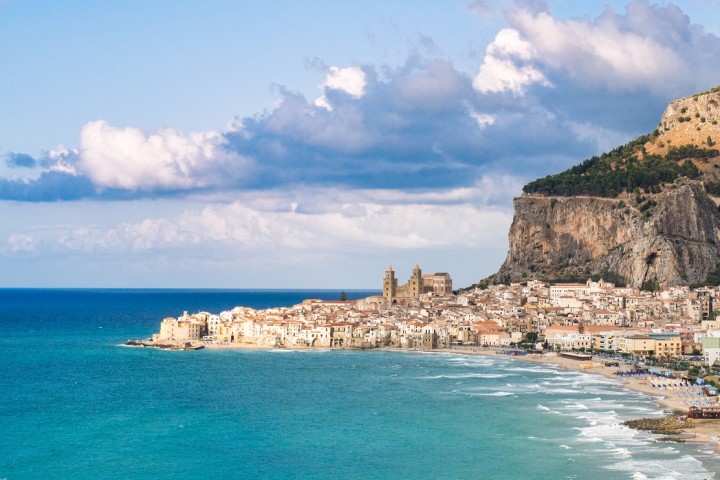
[2,289,720,479]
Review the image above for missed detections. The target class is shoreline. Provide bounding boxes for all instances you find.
[128,340,720,449]
[265,344,720,449]
[445,347,720,450]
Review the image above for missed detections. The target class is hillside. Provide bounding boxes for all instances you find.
[478,85,720,290]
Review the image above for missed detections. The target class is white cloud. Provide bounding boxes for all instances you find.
[322,66,366,97]
[7,233,36,253]
[45,146,80,175]
[486,27,536,61]
[470,111,495,129]
[507,8,686,91]
[473,28,550,95]
[79,120,247,191]
[313,95,333,111]
[45,184,513,255]
[315,66,366,111]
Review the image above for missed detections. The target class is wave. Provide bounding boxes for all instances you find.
[607,446,632,459]
[466,391,515,397]
[421,373,511,380]
[536,404,564,416]
[444,356,495,366]
[606,455,712,479]
[577,423,638,444]
[504,366,578,375]
[540,387,583,395]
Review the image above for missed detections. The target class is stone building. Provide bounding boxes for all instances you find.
[422,272,453,295]
[383,265,452,304]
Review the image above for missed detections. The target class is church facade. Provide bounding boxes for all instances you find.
[383,265,453,304]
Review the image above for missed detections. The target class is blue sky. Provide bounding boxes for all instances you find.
[2,0,720,288]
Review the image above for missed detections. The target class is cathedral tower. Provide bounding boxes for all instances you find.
[383,265,397,304]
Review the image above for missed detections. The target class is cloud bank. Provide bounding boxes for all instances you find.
[1,1,719,203]
[5,183,514,259]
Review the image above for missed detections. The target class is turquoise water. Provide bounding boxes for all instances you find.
[1,290,720,479]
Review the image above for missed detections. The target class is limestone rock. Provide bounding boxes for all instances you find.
[494,181,720,287]
[486,86,720,288]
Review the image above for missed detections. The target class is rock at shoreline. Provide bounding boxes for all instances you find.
[623,416,689,436]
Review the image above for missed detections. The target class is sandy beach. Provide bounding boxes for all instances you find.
[512,351,720,448]
[386,345,720,448]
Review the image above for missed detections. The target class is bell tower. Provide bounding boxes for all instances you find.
[383,265,397,304]
[410,264,422,298]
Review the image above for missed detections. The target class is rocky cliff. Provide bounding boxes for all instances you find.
[487,86,720,288]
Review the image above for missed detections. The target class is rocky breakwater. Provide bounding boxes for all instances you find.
[623,415,691,442]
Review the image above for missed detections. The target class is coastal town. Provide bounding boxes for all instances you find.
[132,264,720,445]
[140,265,720,369]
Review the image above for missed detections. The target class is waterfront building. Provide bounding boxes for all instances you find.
[154,312,204,342]
[649,332,682,358]
[620,334,655,356]
[143,273,719,364]
[703,331,720,366]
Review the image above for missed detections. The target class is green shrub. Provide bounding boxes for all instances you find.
[705,181,720,195]
[522,140,709,198]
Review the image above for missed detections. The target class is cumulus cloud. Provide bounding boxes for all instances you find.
[43,146,80,175]
[505,1,718,94]
[473,28,551,95]
[469,111,495,129]
[0,184,515,286]
[51,187,512,255]
[3,1,720,204]
[0,171,94,202]
[79,120,248,191]
[315,66,366,110]
[6,234,36,253]
[322,66,366,98]
[467,0,495,18]
[5,152,37,169]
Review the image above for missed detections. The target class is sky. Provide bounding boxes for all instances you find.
[2,0,720,289]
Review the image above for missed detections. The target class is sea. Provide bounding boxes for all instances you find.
[2,289,720,480]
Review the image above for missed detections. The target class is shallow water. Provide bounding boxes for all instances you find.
[1,289,718,479]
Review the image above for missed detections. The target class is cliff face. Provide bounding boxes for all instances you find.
[487,86,720,289]
[646,88,720,157]
[496,181,720,287]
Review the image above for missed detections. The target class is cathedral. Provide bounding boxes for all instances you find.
[383,265,452,304]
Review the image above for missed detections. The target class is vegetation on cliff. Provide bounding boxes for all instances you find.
[472,86,720,290]
[690,266,720,289]
[522,136,716,197]
[463,269,628,291]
